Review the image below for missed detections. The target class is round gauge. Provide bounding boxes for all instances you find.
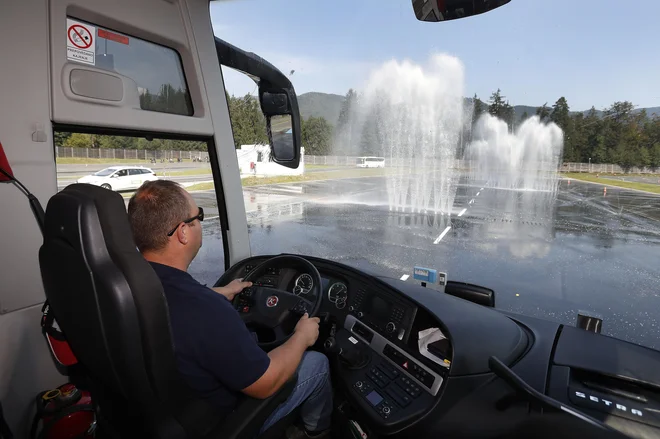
[328,282,348,309]
[294,273,314,295]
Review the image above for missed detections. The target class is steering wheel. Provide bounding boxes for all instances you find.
[231,255,323,350]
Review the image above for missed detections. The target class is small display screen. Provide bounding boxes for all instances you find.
[366,296,391,316]
[366,390,383,406]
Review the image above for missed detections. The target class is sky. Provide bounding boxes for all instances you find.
[210,0,660,112]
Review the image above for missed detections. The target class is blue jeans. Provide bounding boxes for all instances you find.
[259,351,333,434]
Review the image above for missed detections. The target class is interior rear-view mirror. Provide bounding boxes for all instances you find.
[411,0,511,22]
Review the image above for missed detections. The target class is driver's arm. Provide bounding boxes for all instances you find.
[241,313,320,399]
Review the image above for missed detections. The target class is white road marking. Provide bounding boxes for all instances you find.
[476,192,480,196]
[433,226,452,244]
[458,208,467,217]
[206,215,220,220]
[469,199,475,204]
[400,274,410,281]
[480,187,484,191]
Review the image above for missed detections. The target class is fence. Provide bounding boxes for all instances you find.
[560,162,659,174]
[56,147,209,161]
[56,147,660,174]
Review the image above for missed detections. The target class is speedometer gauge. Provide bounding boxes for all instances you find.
[294,273,313,295]
[328,282,348,309]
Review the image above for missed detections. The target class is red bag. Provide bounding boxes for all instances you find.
[41,301,79,370]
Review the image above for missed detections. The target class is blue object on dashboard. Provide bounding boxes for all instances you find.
[413,266,437,283]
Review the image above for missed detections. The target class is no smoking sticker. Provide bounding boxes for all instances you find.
[66,18,96,65]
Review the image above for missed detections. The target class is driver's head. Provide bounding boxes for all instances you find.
[127,179,203,268]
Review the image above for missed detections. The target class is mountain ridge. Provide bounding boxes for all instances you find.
[298,92,660,126]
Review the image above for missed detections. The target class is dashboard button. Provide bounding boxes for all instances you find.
[385,386,411,407]
[377,364,399,380]
[367,372,387,388]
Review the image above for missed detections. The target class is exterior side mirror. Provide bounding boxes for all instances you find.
[215,37,301,168]
[259,89,301,163]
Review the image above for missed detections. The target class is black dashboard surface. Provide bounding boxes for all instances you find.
[219,254,530,377]
[217,254,660,439]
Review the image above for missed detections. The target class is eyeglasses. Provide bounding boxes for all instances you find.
[166,207,204,237]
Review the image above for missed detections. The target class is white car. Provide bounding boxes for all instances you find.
[77,166,158,191]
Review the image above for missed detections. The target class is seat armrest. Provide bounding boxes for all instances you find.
[210,373,298,439]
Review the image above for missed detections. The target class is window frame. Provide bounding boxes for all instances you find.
[67,16,195,117]
[52,123,231,270]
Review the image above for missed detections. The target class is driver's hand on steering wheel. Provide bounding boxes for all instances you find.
[294,313,321,348]
[212,278,253,301]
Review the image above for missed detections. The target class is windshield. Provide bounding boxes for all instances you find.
[211,1,660,350]
[93,168,117,176]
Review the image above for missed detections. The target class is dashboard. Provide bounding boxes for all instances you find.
[217,255,660,439]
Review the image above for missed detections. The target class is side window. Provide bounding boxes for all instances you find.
[116,169,128,177]
[54,131,224,285]
[68,18,193,116]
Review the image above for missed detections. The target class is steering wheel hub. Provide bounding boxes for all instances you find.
[228,255,323,349]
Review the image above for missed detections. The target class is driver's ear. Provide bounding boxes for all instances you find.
[176,223,188,245]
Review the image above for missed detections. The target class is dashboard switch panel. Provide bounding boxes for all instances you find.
[345,315,444,396]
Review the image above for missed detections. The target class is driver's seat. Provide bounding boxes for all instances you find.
[38,183,296,439]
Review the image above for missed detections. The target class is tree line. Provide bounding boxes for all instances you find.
[55,89,335,156]
[55,82,660,171]
[473,89,660,170]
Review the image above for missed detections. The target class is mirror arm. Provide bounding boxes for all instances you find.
[214,37,292,90]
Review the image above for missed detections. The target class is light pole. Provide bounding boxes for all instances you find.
[589,157,591,173]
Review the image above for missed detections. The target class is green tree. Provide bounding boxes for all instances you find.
[638,147,651,168]
[535,103,551,121]
[333,89,360,155]
[549,97,574,160]
[301,117,333,155]
[139,84,191,115]
[550,97,570,129]
[359,111,380,156]
[471,94,485,126]
[487,89,514,127]
[98,135,139,149]
[54,132,72,147]
[227,94,269,148]
[137,137,164,151]
[64,133,93,148]
[336,89,358,131]
[650,143,660,170]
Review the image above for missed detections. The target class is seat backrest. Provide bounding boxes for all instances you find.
[38,183,218,438]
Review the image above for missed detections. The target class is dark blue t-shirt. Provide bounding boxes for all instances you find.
[149,262,270,418]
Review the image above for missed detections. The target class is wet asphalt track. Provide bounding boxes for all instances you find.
[187,174,660,350]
